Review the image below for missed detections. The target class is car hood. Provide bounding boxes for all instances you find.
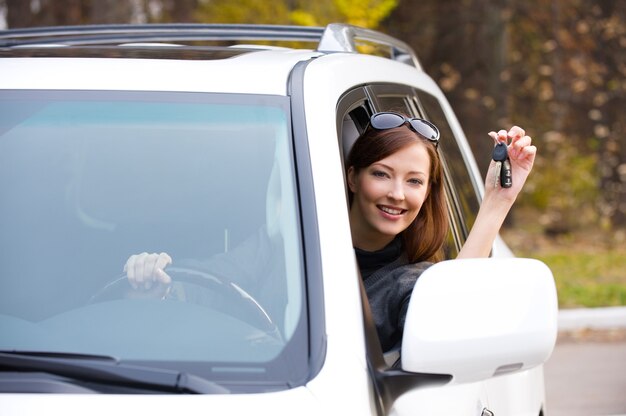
[0,386,325,416]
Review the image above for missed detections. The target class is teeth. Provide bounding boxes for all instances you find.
[380,206,403,215]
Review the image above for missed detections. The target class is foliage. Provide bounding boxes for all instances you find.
[195,0,397,29]
[531,251,626,308]
[505,0,626,231]
[194,0,291,25]
[520,132,599,234]
[502,226,626,308]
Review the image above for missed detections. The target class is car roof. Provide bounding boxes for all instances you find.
[0,23,424,95]
[0,51,320,94]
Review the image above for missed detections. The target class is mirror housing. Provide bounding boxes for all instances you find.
[401,258,558,384]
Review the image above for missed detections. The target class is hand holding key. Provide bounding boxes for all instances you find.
[492,141,512,188]
[458,126,536,259]
[487,126,536,198]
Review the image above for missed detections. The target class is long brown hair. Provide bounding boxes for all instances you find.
[346,125,449,263]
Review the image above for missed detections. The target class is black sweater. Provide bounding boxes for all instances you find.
[355,238,432,352]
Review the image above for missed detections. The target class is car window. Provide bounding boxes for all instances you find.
[368,84,419,115]
[336,88,371,165]
[0,90,308,391]
[375,95,413,113]
[415,90,481,236]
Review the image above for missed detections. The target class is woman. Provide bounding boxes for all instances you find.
[124,111,536,351]
[346,111,535,350]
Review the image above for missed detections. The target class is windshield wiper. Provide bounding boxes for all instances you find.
[0,351,228,394]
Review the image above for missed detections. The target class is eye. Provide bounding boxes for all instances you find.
[371,170,389,178]
[408,178,425,186]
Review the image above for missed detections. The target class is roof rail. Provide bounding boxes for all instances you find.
[0,24,325,46]
[0,23,421,68]
[318,24,421,70]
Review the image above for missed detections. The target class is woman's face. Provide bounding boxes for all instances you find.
[348,142,431,251]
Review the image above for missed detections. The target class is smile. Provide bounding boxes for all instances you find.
[378,205,406,216]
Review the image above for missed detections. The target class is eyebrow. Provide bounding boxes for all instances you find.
[373,162,427,177]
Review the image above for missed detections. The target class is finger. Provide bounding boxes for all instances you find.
[497,129,508,144]
[509,135,532,159]
[156,268,172,286]
[133,252,149,288]
[142,254,159,290]
[155,252,172,270]
[155,252,172,285]
[517,143,537,165]
[509,130,531,146]
[508,125,525,140]
[125,254,138,289]
[488,131,499,145]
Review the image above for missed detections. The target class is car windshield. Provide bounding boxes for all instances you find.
[0,90,308,392]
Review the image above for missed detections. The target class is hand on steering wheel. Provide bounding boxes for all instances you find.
[91,256,280,337]
[124,252,172,298]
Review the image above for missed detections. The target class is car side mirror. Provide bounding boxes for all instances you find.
[401,258,558,384]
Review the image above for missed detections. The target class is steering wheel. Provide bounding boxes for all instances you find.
[89,267,280,338]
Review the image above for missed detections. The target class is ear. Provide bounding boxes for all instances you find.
[347,166,358,193]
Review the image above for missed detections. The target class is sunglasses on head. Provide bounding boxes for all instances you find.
[369,112,440,147]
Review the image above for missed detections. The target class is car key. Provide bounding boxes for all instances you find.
[501,158,512,188]
[492,142,512,188]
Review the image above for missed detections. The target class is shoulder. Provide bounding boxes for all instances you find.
[365,260,433,293]
[394,260,433,275]
[392,261,433,285]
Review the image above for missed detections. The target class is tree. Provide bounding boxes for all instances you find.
[4,0,133,27]
[383,0,510,178]
[6,0,38,27]
[195,0,291,25]
[195,0,397,29]
[507,0,626,233]
[590,1,626,229]
[385,0,626,235]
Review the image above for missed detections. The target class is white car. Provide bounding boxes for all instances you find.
[0,24,558,415]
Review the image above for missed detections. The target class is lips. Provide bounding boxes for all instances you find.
[378,205,406,216]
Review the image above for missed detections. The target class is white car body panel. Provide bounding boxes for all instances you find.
[0,388,322,415]
[0,51,319,94]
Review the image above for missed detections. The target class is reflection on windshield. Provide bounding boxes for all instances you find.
[0,90,307,391]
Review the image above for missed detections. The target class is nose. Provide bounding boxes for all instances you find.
[387,181,405,201]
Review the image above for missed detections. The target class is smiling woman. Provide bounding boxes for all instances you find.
[344,111,536,352]
[345,115,448,351]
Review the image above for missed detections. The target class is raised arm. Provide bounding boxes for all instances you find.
[458,126,536,258]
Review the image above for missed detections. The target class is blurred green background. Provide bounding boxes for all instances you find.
[2,0,624,308]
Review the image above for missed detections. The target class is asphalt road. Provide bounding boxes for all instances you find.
[544,329,626,416]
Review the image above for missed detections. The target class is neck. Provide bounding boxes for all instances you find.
[350,226,395,252]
